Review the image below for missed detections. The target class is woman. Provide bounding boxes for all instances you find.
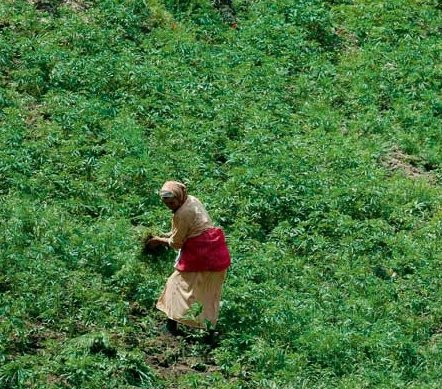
[148,181,231,337]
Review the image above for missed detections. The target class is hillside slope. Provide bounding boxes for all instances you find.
[1,1,441,387]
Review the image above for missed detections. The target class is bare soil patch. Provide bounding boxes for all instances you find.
[29,0,89,13]
[382,147,437,183]
[143,328,220,381]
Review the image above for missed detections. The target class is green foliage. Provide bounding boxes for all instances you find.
[1,0,441,387]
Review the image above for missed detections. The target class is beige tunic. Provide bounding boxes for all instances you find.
[168,195,213,249]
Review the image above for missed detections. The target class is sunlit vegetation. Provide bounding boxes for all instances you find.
[1,0,441,387]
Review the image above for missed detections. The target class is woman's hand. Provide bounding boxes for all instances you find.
[142,235,169,255]
[147,236,169,247]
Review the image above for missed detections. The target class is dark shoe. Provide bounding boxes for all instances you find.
[204,329,220,346]
[163,319,182,336]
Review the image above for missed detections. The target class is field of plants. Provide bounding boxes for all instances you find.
[1,0,441,387]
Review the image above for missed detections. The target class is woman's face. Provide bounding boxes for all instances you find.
[162,197,181,211]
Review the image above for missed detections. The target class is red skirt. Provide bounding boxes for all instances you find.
[175,227,231,272]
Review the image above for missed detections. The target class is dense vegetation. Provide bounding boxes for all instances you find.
[1,0,441,387]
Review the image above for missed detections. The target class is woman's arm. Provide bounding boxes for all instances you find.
[147,236,170,248]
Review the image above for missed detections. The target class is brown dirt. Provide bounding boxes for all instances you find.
[382,147,437,183]
[29,0,89,13]
[122,312,221,381]
[142,329,220,381]
[335,26,359,51]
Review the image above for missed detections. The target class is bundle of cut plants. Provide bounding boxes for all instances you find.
[141,229,169,258]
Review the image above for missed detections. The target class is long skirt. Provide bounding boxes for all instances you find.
[156,269,227,329]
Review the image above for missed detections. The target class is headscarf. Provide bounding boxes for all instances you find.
[160,181,188,205]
